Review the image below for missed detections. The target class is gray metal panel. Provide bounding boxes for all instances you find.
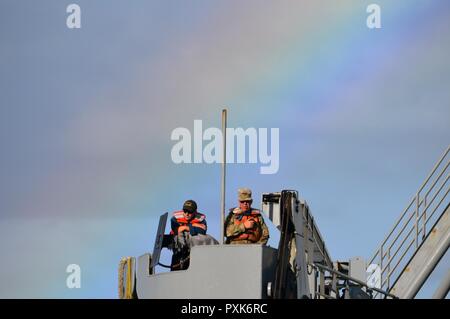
[150,213,168,269]
[349,257,366,282]
[291,199,311,298]
[136,245,277,299]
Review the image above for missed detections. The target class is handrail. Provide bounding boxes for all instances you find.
[370,146,449,263]
[313,263,398,299]
[369,146,450,297]
[416,147,449,194]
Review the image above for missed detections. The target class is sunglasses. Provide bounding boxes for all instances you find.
[239,201,252,204]
[183,210,195,214]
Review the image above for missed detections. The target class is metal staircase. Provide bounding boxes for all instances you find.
[369,146,450,298]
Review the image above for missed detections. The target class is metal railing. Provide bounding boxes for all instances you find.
[368,145,450,297]
[312,263,397,299]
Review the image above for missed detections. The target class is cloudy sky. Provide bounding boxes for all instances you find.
[0,0,449,298]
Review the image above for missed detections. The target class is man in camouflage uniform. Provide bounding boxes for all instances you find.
[224,188,269,245]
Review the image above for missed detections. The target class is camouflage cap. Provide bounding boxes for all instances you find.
[183,200,197,213]
[238,188,252,201]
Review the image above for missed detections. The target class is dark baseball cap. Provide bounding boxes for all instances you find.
[183,200,197,214]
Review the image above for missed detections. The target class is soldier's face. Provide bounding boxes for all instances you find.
[184,210,195,221]
[239,200,252,211]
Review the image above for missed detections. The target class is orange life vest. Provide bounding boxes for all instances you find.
[232,209,263,242]
[170,210,206,235]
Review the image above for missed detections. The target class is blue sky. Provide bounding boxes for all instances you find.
[0,0,449,298]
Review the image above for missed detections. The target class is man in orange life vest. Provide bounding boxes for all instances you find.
[170,199,207,236]
[170,200,207,270]
[225,188,269,245]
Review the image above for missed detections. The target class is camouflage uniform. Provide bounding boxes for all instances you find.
[225,208,270,245]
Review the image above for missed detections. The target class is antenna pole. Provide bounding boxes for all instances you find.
[220,109,227,245]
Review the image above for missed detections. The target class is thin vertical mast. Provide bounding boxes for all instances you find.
[220,109,227,245]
